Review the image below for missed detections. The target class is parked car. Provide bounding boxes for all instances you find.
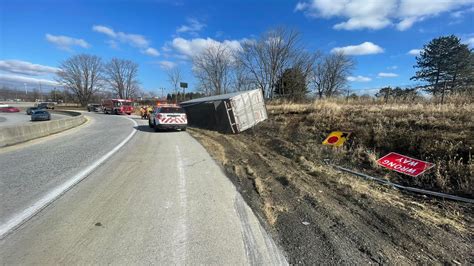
[0,106,20,113]
[26,106,46,115]
[148,105,187,132]
[31,110,51,121]
[87,103,102,112]
[36,102,55,109]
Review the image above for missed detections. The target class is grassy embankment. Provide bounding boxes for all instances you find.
[266,99,472,197]
[189,98,473,263]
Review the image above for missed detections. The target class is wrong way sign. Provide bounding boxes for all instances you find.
[377,152,434,177]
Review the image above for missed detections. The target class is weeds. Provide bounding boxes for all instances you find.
[263,99,473,197]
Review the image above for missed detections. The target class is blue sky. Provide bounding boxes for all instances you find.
[1,0,473,95]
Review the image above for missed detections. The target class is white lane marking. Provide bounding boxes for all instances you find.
[173,145,188,264]
[0,117,138,239]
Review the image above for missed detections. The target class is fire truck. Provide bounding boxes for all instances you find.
[102,99,134,115]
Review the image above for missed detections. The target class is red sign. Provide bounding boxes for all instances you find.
[377,152,434,177]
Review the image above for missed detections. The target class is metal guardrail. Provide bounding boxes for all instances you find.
[332,165,474,204]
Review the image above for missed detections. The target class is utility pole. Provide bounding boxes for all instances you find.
[39,82,43,101]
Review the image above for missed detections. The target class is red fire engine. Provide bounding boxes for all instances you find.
[102,99,134,115]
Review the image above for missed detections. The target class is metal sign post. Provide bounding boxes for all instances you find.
[180,82,188,102]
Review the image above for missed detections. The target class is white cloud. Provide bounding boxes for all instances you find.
[157,60,177,70]
[347,75,372,82]
[170,37,243,59]
[92,25,159,56]
[387,65,398,70]
[378,72,398,77]
[92,25,116,38]
[334,17,392,30]
[0,60,60,76]
[295,0,474,30]
[176,18,206,34]
[331,42,384,55]
[294,2,308,11]
[464,37,474,48]
[408,49,422,56]
[143,47,160,57]
[0,73,59,86]
[451,6,474,18]
[93,25,149,48]
[45,34,90,51]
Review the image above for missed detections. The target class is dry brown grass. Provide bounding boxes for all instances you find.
[188,98,473,263]
[265,99,473,197]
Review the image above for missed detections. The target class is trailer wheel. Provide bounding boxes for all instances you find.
[181,127,187,131]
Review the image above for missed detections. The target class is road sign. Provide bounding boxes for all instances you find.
[180,82,188,88]
[322,131,350,147]
[377,152,434,177]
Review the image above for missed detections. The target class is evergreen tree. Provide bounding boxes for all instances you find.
[274,67,308,101]
[375,86,392,103]
[411,35,472,96]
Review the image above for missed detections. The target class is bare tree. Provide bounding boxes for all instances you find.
[57,54,103,106]
[167,67,182,95]
[232,60,256,92]
[311,52,354,99]
[104,58,140,99]
[293,50,321,89]
[192,43,233,95]
[237,28,302,98]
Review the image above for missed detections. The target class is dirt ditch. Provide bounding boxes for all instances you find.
[189,122,472,264]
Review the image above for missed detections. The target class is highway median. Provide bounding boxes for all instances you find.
[0,110,86,147]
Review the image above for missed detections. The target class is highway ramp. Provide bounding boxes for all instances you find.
[0,113,135,226]
[0,114,287,264]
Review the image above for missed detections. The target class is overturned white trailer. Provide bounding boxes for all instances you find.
[180,89,268,133]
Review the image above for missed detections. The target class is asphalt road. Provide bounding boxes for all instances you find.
[0,113,286,264]
[0,113,135,225]
[0,112,69,127]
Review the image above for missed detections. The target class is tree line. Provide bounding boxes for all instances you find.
[192,29,473,102]
[191,27,354,100]
[56,55,140,106]
[5,32,471,105]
